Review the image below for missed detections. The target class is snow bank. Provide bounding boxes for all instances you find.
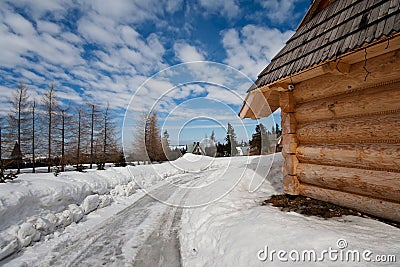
[81,194,100,214]
[0,163,194,232]
[180,153,400,267]
[0,155,219,261]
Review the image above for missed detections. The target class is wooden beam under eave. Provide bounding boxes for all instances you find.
[238,92,253,119]
[238,88,279,119]
[252,90,273,119]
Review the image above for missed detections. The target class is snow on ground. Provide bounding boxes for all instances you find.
[0,155,219,261]
[180,153,400,266]
[1,153,399,266]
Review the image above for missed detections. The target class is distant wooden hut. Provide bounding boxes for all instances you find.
[186,142,206,155]
[239,0,400,222]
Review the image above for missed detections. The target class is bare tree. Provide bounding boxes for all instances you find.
[41,84,59,173]
[31,100,36,173]
[75,108,84,168]
[7,82,30,173]
[87,103,101,169]
[98,102,119,163]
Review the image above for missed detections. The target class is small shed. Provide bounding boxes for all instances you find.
[186,142,206,155]
[239,0,400,222]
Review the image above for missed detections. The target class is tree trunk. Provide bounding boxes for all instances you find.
[90,105,94,169]
[48,91,52,173]
[32,101,35,173]
[61,110,65,172]
[17,87,22,173]
[77,110,81,166]
[103,105,108,162]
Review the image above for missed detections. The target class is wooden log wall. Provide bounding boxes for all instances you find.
[279,49,400,222]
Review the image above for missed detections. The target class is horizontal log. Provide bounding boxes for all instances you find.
[293,50,400,104]
[281,112,297,134]
[299,183,400,222]
[283,175,300,195]
[296,143,400,172]
[282,134,298,154]
[297,163,400,203]
[295,82,400,123]
[297,112,400,144]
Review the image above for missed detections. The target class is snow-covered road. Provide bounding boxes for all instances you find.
[1,154,399,267]
[40,179,187,266]
[2,168,213,267]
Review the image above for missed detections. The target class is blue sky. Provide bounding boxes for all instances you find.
[0,0,310,146]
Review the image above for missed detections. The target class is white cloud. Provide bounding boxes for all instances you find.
[3,12,35,36]
[37,20,61,34]
[0,0,176,123]
[0,0,67,20]
[199,0,240,19]
[78,0,183,25]
[257,0,304,24]
[19,70,45,83]
[221,25,294,78]
[77,14,121,46]
[173,42,205,62]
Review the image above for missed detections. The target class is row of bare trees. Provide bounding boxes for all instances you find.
[1,82,121,174]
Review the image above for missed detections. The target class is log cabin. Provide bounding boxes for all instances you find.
[239,0,400,222]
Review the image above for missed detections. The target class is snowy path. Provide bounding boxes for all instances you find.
[132,193,185,267]
[37,173,195,267]
[2,170,208,267]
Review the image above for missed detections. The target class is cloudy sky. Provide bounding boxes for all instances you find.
[0,0,310,146]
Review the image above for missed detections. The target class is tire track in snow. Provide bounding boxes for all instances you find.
[37,172,200,266]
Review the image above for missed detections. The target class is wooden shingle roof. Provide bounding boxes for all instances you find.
[249,0,400,91]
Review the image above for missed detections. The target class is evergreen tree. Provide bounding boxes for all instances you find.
[225,123,238,156]
[250,123,270,155]
[10,141,22,167]
[210,130,215,142]
[250,124,261,155]
[161,130,171,160]
[145,112,163,162]
[203,130,216,157]
[275,123,282,137]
